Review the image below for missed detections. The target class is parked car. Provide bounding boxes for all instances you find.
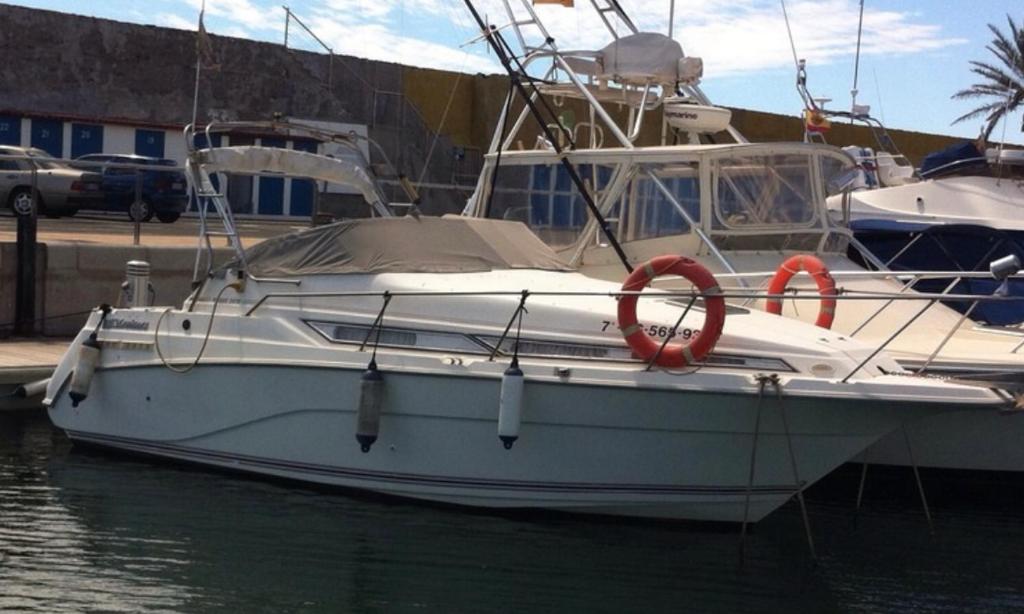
[0,146,104,217]
[74,154,189,223]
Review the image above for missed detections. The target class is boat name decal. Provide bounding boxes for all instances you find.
[102,318,151,331]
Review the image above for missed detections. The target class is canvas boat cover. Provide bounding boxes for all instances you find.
[920,142,988,178]
[561,32,685,87]
[598,33,684,86]
[234,215,574,276]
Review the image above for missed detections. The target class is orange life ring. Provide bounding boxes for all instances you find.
[617,255,726,368]
[765,254,837,329]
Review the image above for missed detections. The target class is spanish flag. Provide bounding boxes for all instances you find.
[804,109,831,133]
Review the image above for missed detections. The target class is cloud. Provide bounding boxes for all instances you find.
[184,0,281,32]
[475,0,966,78]
[297,0,496,73]
[97,1,969,80]
[154,12,196,31]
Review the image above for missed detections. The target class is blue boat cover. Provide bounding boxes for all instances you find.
[920,142,986,177]
[850,219,933,233]
[852,222,1024,325]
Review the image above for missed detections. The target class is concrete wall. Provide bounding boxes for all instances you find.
[0,3,477,212]
[0,3,996,181]
[0,241,233,338]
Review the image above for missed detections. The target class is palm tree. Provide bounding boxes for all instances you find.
[952,15,1024,140]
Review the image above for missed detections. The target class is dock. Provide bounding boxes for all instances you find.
[0,339,70,409]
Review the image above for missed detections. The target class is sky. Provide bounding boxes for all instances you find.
[6,0,1023,143]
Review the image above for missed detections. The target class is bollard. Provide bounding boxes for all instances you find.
[14,162,39,336]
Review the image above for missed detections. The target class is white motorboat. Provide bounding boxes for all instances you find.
[41,122,1007,523]
[829,144,1024,232]
[460,0,1024,472]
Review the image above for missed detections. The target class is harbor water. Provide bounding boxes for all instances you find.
[3,410,1024,613]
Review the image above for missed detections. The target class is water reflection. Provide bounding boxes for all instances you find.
[2,412,1023,613]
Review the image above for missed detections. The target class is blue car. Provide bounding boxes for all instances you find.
[74,154,189,223]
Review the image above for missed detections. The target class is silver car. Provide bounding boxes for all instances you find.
[0,146,103,217]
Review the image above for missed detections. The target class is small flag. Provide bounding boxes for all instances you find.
[533,0,574,6]
[196,10,220,70]
[804,109,831,133]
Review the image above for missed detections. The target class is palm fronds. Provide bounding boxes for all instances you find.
[952,15,1024,139]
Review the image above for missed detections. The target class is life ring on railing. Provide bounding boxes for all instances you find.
[617,255,726,368]
[765,254,837,329]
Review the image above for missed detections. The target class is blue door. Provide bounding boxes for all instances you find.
[71,123,104,158]
[192,132,222,149]
[289,139,317,217]
[135,129,165,158]
[257,137,285,215]
[0,116,20,146]
[31,119,63,157]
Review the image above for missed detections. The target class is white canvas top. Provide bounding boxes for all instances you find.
[193,146,385,210]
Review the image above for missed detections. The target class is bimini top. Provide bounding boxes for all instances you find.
[236,215,574,276]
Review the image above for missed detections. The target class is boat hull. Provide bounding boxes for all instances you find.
[49,363,950,523]
[863,408,1024,472]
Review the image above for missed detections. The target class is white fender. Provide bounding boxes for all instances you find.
[69,334,101,408]
[498,362,524,449]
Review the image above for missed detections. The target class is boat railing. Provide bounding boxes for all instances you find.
[231,284,1024,383]
[918,156,991,180]
[239,286,1024,319]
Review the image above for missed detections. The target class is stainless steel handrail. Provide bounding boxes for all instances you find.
[237,287,1024,317]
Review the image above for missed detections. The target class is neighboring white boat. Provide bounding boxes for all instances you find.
[41,122,1007,523]
[461,0,1024,472]
[827,143,1024,230]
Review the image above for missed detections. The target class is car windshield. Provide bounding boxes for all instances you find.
[25,149,65,170]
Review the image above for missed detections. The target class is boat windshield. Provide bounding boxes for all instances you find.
[620,163,700,242]
[486,162,618,251]
[478,147,849,255]
[712,154,817,230]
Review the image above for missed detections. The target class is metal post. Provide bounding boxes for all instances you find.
[853,449,870,527]
[739,377,768,564]
[14,162,39,336]
[903,426,935,534]
[132,169,143,246]
[283,6,290,47]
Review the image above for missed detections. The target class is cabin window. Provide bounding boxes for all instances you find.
[713,155,817,229]
[623,164,700,241]
[526,163,612,229]
[821,155,859,197]
[307,321,485,354]
[487,162,616,249]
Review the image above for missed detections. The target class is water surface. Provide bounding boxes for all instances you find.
[2,412,1023,613]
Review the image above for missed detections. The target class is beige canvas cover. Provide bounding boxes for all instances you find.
[236,216,573,276]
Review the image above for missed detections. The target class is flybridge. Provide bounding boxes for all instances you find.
[459,0,749,272]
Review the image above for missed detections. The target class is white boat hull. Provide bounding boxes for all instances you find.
[48,363,945,523]
[864,409,1024,472]
[581,244,1024,472]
